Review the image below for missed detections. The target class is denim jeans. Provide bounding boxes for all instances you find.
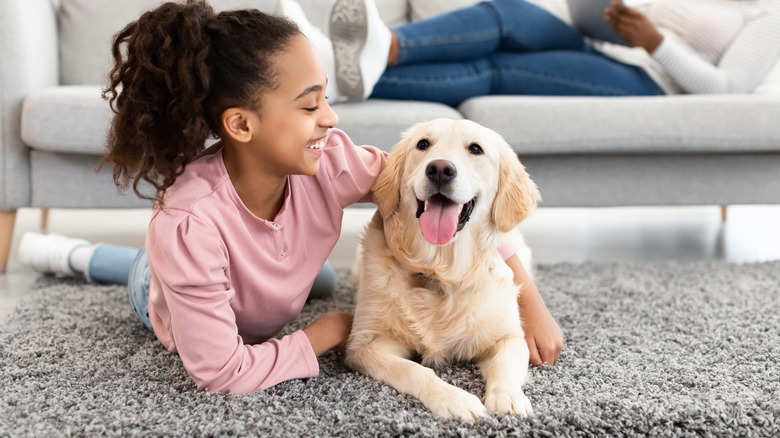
[371,0,664,106]
[86,244,152,330]
[85,245,338,331]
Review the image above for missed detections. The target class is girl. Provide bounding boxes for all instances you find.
[19,0,563,393]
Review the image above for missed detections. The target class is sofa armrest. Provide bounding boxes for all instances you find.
[0,0,59,210]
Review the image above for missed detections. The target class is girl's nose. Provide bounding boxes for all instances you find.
[320,101,339,129]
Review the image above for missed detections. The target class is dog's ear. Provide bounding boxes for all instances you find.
[492,146,541,233]
[372,137,409,218]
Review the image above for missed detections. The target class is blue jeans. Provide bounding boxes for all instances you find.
[87,244,152,330]
[370,0,664,106]
[86,245,338,331]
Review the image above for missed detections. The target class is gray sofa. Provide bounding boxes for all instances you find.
[2,0,780,272]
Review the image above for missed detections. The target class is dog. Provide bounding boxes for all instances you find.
[345,119,541,422]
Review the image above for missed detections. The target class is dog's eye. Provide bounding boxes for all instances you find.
[468,143,484,155]
[416,139,430,150]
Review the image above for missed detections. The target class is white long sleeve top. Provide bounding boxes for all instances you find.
[594,0,780,94]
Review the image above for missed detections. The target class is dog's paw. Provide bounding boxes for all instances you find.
[484,388,533,418]
[423,385,487,422]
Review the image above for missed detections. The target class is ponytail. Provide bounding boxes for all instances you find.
[101,0,300,202]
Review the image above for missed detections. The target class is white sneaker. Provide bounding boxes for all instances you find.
[17,232,90,276]
[276,0,341,103]
[329,0,392,101]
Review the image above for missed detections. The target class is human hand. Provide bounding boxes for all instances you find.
[521,298,564,366]
[505,253,564,365]
[303,311,354,356]
[604,1,664,53]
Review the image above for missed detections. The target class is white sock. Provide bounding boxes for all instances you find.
[276,0,341,103]
[329,0,392,101]
[69,244,96,275]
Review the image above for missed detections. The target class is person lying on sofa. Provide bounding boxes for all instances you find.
[297,0,780,106]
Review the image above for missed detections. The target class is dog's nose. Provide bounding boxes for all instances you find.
[425,159,457,185]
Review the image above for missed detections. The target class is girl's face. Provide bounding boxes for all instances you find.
[246,33,338,178]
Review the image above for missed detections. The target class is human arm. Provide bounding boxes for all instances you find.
[303,311,354,355]
[608,1,780,94]
[652,6,780,94]
[505,253,564,366]
[317,129,388,207]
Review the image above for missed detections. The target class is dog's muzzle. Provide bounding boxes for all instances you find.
[414,159,477,245]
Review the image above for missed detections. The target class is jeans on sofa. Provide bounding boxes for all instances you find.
[372,0,664,106]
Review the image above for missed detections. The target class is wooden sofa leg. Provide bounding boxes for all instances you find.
[0,209,18,274]
[40,208,50,232]
[720,205,728,223]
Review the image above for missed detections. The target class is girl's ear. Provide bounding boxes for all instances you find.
[492,146,541,233]
[221,108,252,143]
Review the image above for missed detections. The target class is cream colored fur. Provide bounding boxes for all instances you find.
[345,119,541,422]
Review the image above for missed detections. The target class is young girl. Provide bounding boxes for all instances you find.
[19,0,562,393]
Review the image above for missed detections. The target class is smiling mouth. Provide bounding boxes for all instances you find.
[305,137,325,150]
[415,194,476,245]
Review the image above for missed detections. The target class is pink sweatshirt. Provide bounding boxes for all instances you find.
[145,129,385,393]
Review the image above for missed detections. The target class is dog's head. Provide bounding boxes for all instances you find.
[373,119,540,246]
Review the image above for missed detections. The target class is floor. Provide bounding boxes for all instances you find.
[2,205,780,324]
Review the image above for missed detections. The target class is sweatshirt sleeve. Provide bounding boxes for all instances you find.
[147,211,319,394]
[651,8,780,94]
[318,129,388,207]
[499,230,522,261]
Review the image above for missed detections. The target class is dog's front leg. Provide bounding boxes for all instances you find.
[346,339,487,422]
[478,335,533,417]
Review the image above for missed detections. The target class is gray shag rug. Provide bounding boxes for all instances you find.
[2,261,779,437]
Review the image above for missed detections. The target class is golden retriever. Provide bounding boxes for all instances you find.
[345,118,541,422]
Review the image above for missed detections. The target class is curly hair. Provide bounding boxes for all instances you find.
[101,0,300,202]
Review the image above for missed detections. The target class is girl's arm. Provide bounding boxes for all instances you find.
[303,312,354,355]
[505,253,564,366]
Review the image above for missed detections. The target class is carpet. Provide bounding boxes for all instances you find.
[1,261,779,437]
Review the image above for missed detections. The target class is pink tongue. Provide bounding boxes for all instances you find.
[419,197,460,245]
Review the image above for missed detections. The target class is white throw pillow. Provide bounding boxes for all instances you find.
[58,0,276,86]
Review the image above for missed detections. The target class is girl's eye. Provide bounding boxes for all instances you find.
[416,139,430,150]
[468,143,484,155]
[304,106,319,112]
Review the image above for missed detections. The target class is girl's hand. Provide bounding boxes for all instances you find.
[303,311,354,356]
[604,1,664,53]
[520,293,564,366]
[506,254,564,365]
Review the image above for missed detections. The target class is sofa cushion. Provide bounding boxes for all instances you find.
[21,86,460,154]
[58,0,406,86]
[22,86,112,154]
[458,94,780,155]
[330,100,462,150]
